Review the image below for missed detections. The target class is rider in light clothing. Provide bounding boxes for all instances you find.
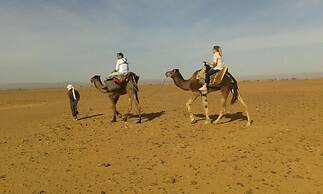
[109,52,129,78]
[115,52,129,74]
[199,45,224,91]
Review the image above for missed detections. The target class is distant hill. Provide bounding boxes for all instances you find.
[1,72,323,89]
[0,82,90,90]
[237,72,323,81]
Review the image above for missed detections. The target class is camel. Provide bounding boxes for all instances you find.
[90,73,141,123]
[165,69,251,127]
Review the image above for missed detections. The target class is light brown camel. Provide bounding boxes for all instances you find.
[165,69,251,127]
[90,73,141,123]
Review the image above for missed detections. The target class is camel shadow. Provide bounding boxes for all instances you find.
[128,111,165,122]
[194,112,247,124]
[221,112,248,124]
[78,113,104,121]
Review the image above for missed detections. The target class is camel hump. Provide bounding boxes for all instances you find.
[196,68,205,80]
[126,72,140,84]
[106,72,139,84]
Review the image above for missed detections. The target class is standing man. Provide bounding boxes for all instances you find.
[66,84,80,120]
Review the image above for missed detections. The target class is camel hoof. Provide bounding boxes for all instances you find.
[190,119,197,124]
[204,120,211,124]
[213,120,220,124]
[110,118,116,123]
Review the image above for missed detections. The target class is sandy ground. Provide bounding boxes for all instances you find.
[0,79,323,194]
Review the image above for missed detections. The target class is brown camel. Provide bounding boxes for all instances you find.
[90,73,141,123]
[165,69,251,127]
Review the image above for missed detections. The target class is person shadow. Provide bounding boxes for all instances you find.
[194,112,248,124]
[128,111,165,123]
[78,113,104,121]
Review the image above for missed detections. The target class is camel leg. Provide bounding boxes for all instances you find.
[214,86,230,124]
[201,93,211,124]
[133,92,142,123]
[123,96,133,122]
[186,92,200,124]
[237,94,251,127]
[109,95,120,122]
[116,110,122,118]
[114,95,122,118]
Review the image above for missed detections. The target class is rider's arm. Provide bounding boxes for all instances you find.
[205,54,218,67]
[115,60,120,71]
[210,54,219,68]
[207,61,216,67]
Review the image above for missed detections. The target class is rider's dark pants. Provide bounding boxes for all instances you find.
[205,65,220,86]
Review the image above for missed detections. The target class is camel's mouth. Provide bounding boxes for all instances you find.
[90,75,100,83]
[165,71,172,78]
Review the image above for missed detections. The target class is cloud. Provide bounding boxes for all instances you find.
[225,27,323,51]
[0,0,322,83]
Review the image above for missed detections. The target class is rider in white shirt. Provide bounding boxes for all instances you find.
[109,52,129,78]
[115,52,129,74]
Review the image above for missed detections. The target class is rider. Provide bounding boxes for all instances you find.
[199,45,225,91]
[109,52,129,78]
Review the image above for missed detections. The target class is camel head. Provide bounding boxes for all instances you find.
[90,75,101,83]
[165,69,180,78]
[90,75,109,93]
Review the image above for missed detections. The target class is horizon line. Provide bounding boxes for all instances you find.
[1,71,323,90]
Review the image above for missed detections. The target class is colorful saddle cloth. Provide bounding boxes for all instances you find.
[107,72,127,85]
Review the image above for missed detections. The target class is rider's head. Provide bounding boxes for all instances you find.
[213,45,222,56]
[116,52,124,59]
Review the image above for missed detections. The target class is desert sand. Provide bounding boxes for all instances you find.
[0,79,322,194]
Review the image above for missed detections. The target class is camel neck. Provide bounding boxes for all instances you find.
[172,74,191,91]
[94,80,102,89]
[93,79,107,93]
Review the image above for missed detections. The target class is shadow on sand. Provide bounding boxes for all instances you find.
[128,111,165,122]
[78,113,104,121]
[194,111,248,124]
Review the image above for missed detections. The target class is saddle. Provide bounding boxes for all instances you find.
[108,72,139,85]
[197,66,228,86]
[112,76,126,85]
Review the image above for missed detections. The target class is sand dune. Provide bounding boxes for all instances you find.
[0,79,323,193]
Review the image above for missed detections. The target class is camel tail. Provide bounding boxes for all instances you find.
[227,72,239,104]
[231,85,238,104]
[135,91,140,103]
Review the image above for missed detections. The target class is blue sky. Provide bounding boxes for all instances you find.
[0,0,323,83]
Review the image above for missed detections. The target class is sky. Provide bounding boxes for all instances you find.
[0,0,323,83]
